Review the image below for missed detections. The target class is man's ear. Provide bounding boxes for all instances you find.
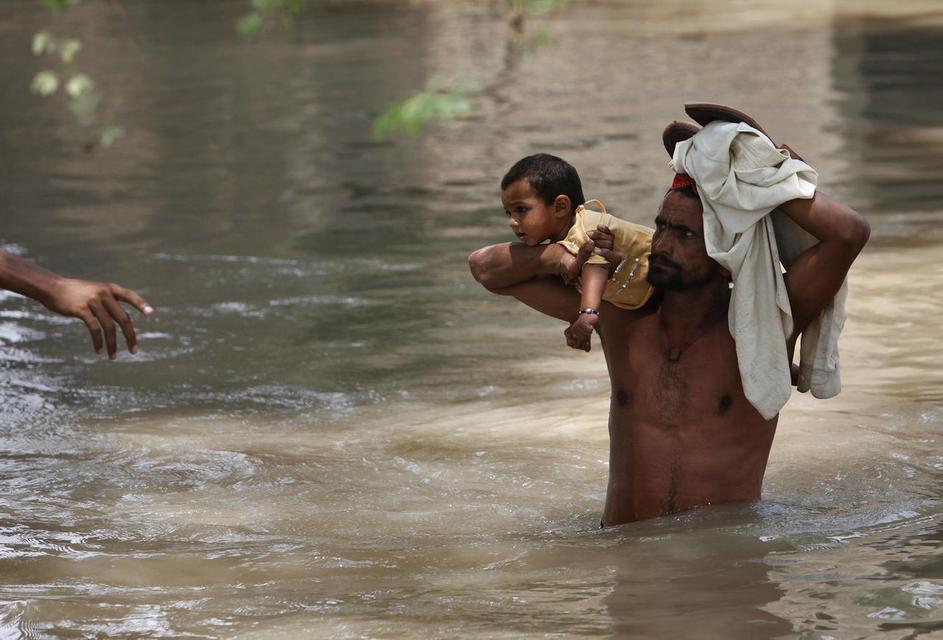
[553,195,572,217]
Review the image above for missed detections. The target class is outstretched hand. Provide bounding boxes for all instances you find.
[44,278,154,359]
[564,312,598,352]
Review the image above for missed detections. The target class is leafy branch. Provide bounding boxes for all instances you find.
[31,0,124,150]
[372,79,476,140]
[372,0,570,140]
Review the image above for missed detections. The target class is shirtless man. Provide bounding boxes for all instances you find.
[468,118,869,526]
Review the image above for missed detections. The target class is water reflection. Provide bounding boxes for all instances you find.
[605,524,793,639]
[832,21,943,228]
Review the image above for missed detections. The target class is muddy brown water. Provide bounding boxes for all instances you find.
[0,1,941,638]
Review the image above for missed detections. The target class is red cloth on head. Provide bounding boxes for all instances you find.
[671,173,696,191]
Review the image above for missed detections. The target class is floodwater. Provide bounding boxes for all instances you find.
[0,0,941,637]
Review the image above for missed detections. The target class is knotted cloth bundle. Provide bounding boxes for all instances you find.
[671,120,846,420]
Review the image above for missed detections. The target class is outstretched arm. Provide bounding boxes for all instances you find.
[0,251,154,359]
[779,191,870,336]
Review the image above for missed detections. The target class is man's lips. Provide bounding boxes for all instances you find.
[650,254,680,270]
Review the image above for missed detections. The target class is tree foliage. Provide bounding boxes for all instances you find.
[30,2,123,150]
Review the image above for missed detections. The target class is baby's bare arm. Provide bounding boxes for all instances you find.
[564,263,607,352]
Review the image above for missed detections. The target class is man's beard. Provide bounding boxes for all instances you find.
[647,254,711,291]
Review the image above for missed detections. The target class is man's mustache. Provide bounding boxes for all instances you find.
[649,253,681,270]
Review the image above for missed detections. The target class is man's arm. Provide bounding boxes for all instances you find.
[490,276,582,323]
[779,191,870,336]
[468,241,575,291]
[469,226,624,327]
[468,226,622,291]
[0,250,154,358]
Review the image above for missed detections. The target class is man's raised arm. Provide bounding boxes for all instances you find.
[779,191,870,336]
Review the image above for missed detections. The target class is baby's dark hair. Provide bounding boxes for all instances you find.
[501,153,585,211]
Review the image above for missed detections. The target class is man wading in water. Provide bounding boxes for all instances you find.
[468,105,870,526]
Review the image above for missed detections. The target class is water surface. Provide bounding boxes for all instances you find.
[0,1,941,638]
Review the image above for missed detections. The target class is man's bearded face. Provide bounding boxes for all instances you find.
[646,191,721,290]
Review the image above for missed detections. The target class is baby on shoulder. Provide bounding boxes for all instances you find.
[500,154,654,350]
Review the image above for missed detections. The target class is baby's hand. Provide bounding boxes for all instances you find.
[564,312,599,352]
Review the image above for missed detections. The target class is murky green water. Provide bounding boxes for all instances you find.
[0,1,941,638]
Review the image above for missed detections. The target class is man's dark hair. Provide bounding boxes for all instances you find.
[667,185,699,200]
[501,153,585,211]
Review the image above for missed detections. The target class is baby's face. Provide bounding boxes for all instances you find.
[501,179,564,246]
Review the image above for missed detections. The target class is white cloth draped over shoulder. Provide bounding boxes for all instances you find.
[671,120,847,420]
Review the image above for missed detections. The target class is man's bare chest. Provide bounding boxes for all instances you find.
[603,319,750,425]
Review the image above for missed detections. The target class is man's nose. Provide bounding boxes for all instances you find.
[651,235,678,264]
[651,232,669,254]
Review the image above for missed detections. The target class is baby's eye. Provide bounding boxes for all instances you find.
[515,206,528,214]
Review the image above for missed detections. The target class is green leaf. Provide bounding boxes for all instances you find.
[31,70,59,96]
[59,38,82,63]
[65,73,94,97]
[32,31,56,56]
[372,84,473,140]
[67,90,100,126]
[99,125,125,148]
[237,12,263,36]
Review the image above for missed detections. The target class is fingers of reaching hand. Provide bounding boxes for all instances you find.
[61,280,151,358]
[102,294,138,355]
[89,300,119,359]
[111,284,154,316]
[78,309,104,355]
